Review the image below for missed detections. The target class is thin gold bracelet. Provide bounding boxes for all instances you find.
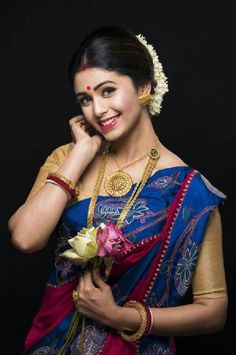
[119,301,148,342]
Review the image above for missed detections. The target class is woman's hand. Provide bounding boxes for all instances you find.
[69,115,104,160]
[74,269,119,327]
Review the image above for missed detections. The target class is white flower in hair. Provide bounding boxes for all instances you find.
[136,34,169,116]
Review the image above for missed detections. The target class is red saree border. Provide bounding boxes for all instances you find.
[136,168,197,355]
[143,168,197,302]
[23,275,79,354]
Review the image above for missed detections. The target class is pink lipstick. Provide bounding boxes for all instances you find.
[99,114,121,132]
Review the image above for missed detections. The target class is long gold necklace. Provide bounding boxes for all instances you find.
[60,143,160,354]
[104,149,149,197]
[87,141,160,230]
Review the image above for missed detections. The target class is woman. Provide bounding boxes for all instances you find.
[8,26,228,354]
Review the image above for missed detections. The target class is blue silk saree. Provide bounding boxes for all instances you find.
[23,166,227,354]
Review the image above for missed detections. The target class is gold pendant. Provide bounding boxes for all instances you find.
[104,171,133,197]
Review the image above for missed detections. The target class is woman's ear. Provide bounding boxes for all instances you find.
[138,82,152,96]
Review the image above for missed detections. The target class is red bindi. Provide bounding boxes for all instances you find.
[86,86,91,91]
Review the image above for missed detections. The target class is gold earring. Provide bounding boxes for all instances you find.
[138,93,153,106]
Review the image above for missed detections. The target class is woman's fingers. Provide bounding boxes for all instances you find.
[76,116,87,130]
[69,115,93,143]
[73,270,116,326]
[68,115,103,165]
[83,270,95,290]
[77,115,86,124]
[69,115,89,129]
[92,269,108,290]
[69,116,82,142]
[77,272,85,291]
[69,115,87,130]
[77,271,96,292]
[69,115,84,123]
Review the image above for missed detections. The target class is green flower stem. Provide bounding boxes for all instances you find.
[58,257,103,354]
[74,257,101,355]
[91,256,102,275]
[79,315,85,355]
[57,310,80,354]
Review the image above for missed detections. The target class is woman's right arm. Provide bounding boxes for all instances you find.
[8,116,103,253]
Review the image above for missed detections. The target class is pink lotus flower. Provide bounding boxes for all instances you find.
[96,221,132,261]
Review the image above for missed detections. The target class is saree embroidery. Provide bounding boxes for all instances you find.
[23,167,226,354]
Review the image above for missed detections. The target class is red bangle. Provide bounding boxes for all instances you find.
[47,175,76,199]
[46,179,71,199]
[143,306,153,336]
[119,301,153,342]
[141,304,152,337]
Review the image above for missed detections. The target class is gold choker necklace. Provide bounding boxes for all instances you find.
[104,142,160,197]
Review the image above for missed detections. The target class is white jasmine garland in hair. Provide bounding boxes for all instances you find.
[136,34,169,116]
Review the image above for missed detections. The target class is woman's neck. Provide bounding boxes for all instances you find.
[108,114,162,166]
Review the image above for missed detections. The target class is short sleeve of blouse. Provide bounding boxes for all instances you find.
[26,142,73,201]
[191,172,228,300]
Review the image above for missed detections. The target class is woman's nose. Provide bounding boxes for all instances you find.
[93,98,108,118]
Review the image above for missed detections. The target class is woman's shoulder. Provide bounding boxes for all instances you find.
[193,170,227,201]
[161,148,227,203]
[154,146,188,171]
[181,167,227,213]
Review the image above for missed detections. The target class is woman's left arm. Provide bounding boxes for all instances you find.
[75,208,228,336]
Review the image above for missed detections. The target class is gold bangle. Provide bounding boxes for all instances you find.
[48,171,79,196]
[49,171,75,189]
[119,301,148,342]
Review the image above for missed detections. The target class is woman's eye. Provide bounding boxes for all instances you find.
[102,87,116,96]
[77,87,116,106]
[79,96,91,106]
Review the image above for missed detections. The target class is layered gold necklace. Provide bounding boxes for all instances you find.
[87,141,160,230]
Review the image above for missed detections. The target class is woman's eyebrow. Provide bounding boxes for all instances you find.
[75,80,116,97]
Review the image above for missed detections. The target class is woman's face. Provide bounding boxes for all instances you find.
[73,67,146,140]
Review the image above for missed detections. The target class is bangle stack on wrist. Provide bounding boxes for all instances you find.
[119,300,153,342]
[46,171,79,200]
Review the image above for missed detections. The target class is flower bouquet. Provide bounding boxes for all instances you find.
[58,221,132,354]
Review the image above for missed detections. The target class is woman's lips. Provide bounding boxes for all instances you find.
[99,114,121,132]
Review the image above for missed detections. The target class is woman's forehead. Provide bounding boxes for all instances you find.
[74,68,130,89]
[75,67,120,81]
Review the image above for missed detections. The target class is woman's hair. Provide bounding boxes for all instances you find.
[68,26,156,94]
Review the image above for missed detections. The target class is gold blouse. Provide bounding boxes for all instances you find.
[26,143,227,301]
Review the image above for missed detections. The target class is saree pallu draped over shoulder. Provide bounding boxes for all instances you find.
[23,168,226,355]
